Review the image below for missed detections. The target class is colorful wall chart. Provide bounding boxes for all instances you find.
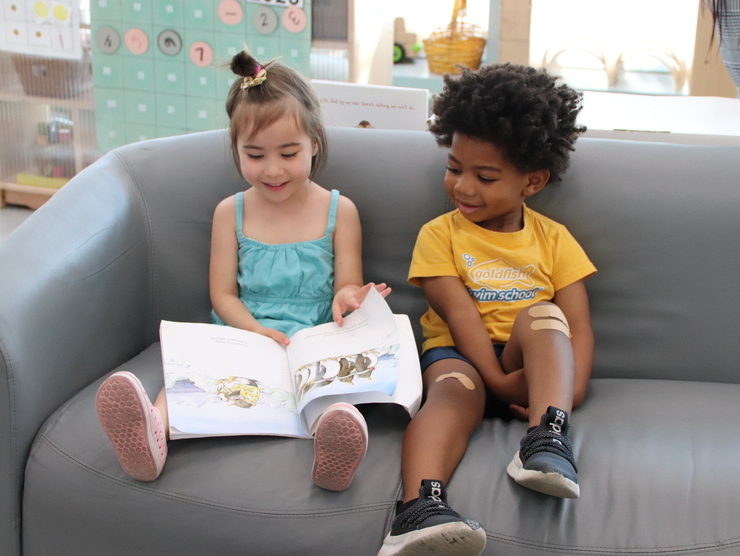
[0,0,83,59]
[90,0,311,151]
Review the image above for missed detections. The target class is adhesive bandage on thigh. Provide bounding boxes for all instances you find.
[528,305,571,338]
[436,372,476,390]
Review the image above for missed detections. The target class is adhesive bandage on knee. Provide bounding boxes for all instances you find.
[528,305,571,338]
[435,372,476,390]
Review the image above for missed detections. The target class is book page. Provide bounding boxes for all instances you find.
[300,313,423,435]
[160,321,309,439]
[288,288,403,419]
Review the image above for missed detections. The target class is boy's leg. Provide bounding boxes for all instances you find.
[503,302,580,498]
[377,357,487,556]
[401,358,486,501]
[502,302,575,426]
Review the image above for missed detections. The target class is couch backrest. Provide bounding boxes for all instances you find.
[115,127,740,384]
[528,139,740,383]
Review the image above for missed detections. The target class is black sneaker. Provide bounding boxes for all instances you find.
[377,480,486,556]
[506,406,580,498]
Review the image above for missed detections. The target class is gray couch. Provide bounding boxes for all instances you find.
[2,127,740,556]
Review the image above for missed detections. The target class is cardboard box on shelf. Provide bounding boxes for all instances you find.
[10,51,92,99]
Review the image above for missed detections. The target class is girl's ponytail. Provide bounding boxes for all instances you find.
[230,50,256,77]
[224,48,327,177]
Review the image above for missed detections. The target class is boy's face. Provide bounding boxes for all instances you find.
[444,133,549,232]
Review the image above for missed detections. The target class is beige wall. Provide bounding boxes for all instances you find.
[498,0,531,66]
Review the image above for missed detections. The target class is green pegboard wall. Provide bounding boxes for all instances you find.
[91,0,311,151]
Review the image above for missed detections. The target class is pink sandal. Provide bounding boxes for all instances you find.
[312,402,368,491]
[96,371,168,481]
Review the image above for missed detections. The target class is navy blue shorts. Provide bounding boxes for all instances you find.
[420,343,505,371]
[419,343,513,420]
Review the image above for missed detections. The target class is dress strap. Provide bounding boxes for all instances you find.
[326,189,340,236]
[235,191,245,239]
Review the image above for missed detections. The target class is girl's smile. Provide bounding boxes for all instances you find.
[237,114,318,202]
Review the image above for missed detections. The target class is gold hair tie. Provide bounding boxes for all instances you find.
[240,65,267,89]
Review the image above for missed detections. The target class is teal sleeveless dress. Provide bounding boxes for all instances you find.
[211,189,339,338]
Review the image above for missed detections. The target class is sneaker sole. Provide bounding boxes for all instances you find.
[96,372,166,482]
[377,521,487,556]
[507,452,580,499]
[312,402,368,491]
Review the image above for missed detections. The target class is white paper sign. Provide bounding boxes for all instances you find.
[0,0,82,59]
[312,79,430,131]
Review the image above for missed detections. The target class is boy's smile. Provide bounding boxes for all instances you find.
[444,133,548,233]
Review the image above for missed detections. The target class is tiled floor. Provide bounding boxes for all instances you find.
[0,205,33,243]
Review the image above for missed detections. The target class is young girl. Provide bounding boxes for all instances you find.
[96,50,389,491]
[377,64,595,556]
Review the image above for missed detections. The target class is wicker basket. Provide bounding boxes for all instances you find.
[423,0,486,75]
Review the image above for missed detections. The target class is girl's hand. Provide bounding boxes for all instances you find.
[254,324,290,346]
[373,282,392,299]
[332,283,392,326]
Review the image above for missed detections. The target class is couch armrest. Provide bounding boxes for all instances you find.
[0,151,152,556]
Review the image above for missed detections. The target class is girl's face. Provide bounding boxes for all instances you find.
[236,114,318,202]
[444,133,548,232]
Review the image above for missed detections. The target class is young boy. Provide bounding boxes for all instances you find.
[377,64,596,556]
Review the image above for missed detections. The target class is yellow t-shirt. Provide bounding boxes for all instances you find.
[408,206,596,352]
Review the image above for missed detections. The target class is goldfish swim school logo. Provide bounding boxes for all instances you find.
[466,257,541,303]
[468,258,536,288]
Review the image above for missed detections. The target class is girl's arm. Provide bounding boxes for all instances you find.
[331,195,390,325]
[552,279,594,408]
[421,275,527,403]
[209,196,289,345]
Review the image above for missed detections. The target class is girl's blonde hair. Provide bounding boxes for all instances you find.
[225,50,327,178]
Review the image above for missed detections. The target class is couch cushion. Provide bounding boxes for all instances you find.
[24,349,740,555]
[23,344,408,556]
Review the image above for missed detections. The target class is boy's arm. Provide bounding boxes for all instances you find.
[553,279,594,408]
[421,275,528,404]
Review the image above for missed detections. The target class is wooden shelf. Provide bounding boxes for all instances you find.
[0,181,60,210]
[0,83,94,110]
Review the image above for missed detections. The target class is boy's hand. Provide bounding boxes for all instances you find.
[508,404,530,421]
[332,283,392,326]
[486,368,528,407]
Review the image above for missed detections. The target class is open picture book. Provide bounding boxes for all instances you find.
[160,288,422,439]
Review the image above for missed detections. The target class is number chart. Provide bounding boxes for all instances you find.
[91,0,311,152]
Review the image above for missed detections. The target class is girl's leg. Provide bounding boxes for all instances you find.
[503,301,579,498]
[311,402,368,491]
[154,387,170,432]
[96,372,168,481]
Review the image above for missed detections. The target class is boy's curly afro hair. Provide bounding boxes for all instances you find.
[429,63,586,184]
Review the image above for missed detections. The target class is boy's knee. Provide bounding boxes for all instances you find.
[435,372,476,390]
[526,302,571,338]
[425,364,485,407]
